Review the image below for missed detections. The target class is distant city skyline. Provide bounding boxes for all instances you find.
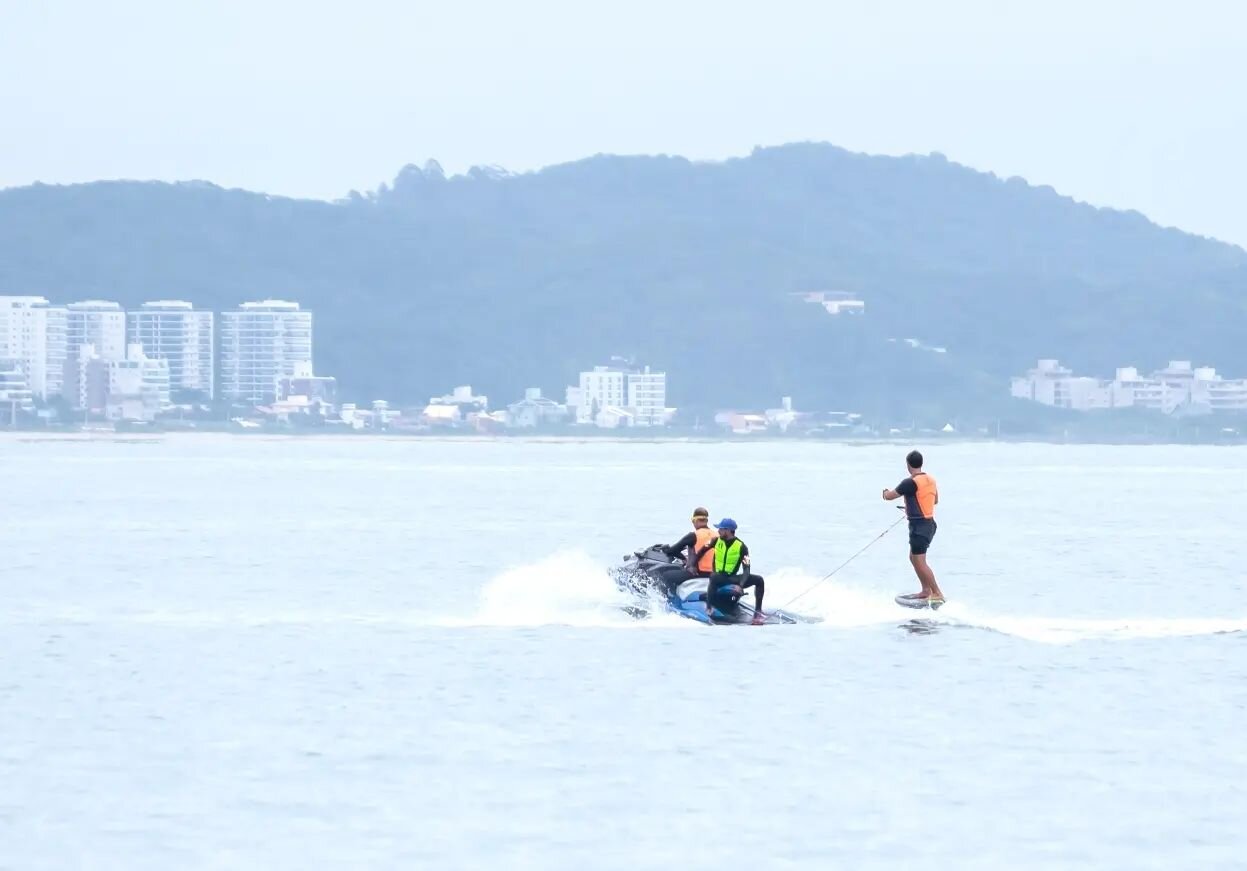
[0,296,317,420]
[1,0,1245,247]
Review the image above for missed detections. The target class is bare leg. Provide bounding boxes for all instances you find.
[909,554,943,600]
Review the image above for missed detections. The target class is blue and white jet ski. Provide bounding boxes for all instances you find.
[611,545,819,626]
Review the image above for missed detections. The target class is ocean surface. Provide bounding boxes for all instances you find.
[2,435,1245,870]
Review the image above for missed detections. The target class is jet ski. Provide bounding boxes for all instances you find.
[611,545,818,626]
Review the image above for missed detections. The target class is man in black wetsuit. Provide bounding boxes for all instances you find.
[653,507,717,591]
[705,518,766,624]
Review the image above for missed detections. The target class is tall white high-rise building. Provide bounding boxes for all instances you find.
[218,300,313,404]
[67,300,127,361]
[127,301,215,399]
[0,296,68,400]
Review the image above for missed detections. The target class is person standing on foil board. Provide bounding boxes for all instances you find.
[882,450,945,605]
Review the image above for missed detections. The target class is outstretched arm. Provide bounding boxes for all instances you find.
[887,477,917,502]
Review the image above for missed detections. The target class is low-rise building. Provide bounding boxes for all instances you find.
[423,404,461,425]
[103,344,170,422]
[278,361,337,406]
[257,395,336,423]
[507,388,569,429]
[595,406,634,429]
[340,400,401,430]
[795,291,866,316]
[764,396,818,432]
[430,385,488,415]
[0,359,34,418]
[715,411,769,434]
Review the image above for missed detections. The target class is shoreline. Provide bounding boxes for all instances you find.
[2,429,1244,447]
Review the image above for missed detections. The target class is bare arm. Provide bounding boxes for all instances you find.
[882,488,901,500]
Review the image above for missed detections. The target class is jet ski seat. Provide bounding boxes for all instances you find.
[676,579,708,602]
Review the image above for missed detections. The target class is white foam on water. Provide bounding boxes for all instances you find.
[937,605,1247,644]
[764,567,906,628]
[13,553,1244,641]
[759,567,1247,643]
[451,550,686,628]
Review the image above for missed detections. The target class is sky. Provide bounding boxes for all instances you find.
[2,0,1245,246]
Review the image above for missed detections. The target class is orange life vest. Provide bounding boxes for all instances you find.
[692,526,717,573]
[912,473,938,519]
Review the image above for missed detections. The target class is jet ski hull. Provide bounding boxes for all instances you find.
[612,546,818,626]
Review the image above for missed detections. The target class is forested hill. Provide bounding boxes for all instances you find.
[3,143,1244,418]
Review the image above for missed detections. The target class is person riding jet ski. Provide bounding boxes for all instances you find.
[706,518,766,625]
[654,507,718,591]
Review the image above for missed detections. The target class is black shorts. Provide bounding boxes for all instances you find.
[908,519,937,555]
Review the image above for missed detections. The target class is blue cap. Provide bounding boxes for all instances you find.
[716,518,738,530]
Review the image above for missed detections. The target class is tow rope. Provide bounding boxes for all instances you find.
[779,515,906,609]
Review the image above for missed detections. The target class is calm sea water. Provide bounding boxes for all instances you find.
[2,435,1245,870]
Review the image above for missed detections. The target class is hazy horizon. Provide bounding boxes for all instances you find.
[2,0,1245,246]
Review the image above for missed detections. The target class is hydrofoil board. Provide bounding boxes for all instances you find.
[895,594,944,611]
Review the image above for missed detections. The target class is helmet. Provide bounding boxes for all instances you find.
[715,518,738,531]
[691,507,709,520]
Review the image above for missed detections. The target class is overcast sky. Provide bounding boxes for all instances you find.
[2,0,1244,246]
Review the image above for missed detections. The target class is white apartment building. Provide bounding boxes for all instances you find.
[568,364,669,426]
[67,300,127,361]
[0,359,34,415]
[1013,359,1247,413]
[104,344,171,421]
[1110,366,1187,413]
[66,342,101,411]
[218,300,312,404]
[576,367,626,423]
[1011,359,1078,406]
[1188,366,1247,412]
[0,296,67,400]
[1203,381,1247,411]
[626,366,667,426]
[128,301,215,399]
[570,369,621,424]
